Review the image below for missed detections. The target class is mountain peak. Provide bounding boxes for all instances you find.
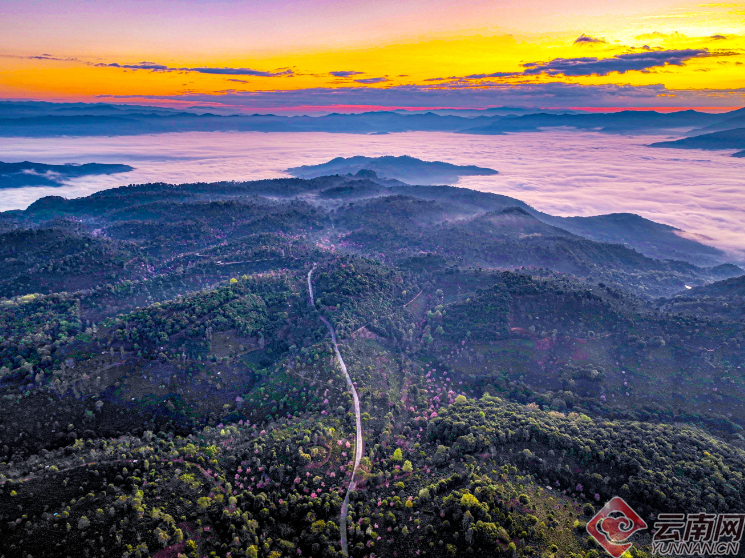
[499,206,532,217]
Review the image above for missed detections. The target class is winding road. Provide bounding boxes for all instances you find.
[308,266,363,557]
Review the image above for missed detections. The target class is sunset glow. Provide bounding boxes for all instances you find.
[1,0,743,111]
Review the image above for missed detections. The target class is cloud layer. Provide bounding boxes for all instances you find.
[1,130,743,260]
[521,49,709,76]
[573,34,606,44]
[425,48,718,82]
[101,81,745,110]
[329,71,365,77]
[354,77,390,84]
[97,61,293,77]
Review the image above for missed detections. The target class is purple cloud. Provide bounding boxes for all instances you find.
[710,34,727,40]
[190,67,293,76]
[521,49,709,76]
[29,54,79,61]
[354,77,390,84]
[573,34,606,45]
[0,53,82,62]
[329,71,364,77]
[429,48,725,83]
[98,62,170,71]
[96,61,293,76]
[462,72,517,79]
[426,72,515,81]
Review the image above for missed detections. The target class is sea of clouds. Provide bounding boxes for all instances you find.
[0,130,742,260]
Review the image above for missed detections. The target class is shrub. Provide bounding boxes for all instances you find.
[460,492,480,508]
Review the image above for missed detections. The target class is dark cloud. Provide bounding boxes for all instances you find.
[0,53,82,62]
[29,54,71,60]
[192,67,293,76]
[463,72,517,79]
[426,72,514,81]
[710,34,727,40]
[573,34,606,45]
[424,48,718,83]
[354,77,390,84]
[96,61,293,76]
[227,79,250,84]
[329,71,364,77]
[521,49,709,76]
[97,62,170,71]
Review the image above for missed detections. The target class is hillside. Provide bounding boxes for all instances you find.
[659,274,745,321]
[286,155,498,185]
[1,173,744,558]
[649,127,745,154]
[0,161,134,188]
[543,213,727,266]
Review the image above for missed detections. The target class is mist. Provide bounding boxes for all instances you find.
[0,130,742,261]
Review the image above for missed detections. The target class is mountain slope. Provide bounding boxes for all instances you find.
[2,100,744,138]
[1,175,745,558]
[649,127,745,154]
[286,155,498,184]
[460,110,727,134]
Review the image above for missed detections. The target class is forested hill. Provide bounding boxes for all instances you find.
[649,127,745,155]
[0,161,134,189]
[1,172,744,558]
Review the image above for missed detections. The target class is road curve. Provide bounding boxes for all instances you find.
[308,266,363,556]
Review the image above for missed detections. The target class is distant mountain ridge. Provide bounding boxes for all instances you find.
[0,161,134,189]
[649,127,745,156]
[5,170,738,282]
[458,109,729,134]
[1,100,744,138]
[286,155,498,184]
[539,212,727,266]
[384,185,731,266]
[286,155,731,266]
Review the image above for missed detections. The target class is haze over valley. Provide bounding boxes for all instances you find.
[2,123,743,262]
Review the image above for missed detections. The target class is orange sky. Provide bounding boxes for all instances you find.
[0,0,743,110]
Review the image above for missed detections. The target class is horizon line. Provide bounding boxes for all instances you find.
[1,98,742,115]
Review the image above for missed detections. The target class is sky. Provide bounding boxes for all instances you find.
[1,0,744,111]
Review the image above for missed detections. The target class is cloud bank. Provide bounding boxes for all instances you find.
[573,34,606,44]
[354,77,390,84]
[97,61,293,77]
[101,81,745,110]
[521,49,709,76]
[329,71,365,77]
[425,48,719,82]
[1,130,743,260]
